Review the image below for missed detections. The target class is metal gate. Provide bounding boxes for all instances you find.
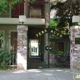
[54,52,70,68]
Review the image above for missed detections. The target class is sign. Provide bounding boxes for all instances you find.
[36,28,62,38]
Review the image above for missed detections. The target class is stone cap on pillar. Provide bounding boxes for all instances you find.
[72,16,80,23]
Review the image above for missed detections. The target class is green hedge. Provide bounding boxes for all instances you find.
[0,51,16,67]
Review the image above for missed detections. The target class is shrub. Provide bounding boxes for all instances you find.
[57,51,64,55]
[0,51,16,67]
[50,50,64,55]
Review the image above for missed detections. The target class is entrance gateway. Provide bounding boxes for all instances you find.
[8,26,80,70]
[36,28,70,68]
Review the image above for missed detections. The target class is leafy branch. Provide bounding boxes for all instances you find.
[0,0,36,14]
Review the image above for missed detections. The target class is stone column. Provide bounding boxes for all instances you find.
[17,25,28,70]
[24,2,28,17]
[44,0,50,64]
[70,26,80,69]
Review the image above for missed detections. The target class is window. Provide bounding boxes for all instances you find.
[30,7,41,18]
[29,39,39,57]
[29,4,44,18]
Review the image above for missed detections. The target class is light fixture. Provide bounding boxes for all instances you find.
[19,15,26,24]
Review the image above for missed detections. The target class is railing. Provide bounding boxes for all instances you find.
[0,14,11,18]
[0,14,45,18]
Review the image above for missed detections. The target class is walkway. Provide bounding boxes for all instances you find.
[0,69,80,80]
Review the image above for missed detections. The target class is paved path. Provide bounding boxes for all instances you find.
[0,69,80,80]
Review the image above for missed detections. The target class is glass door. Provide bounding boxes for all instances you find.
[29,39,40,58]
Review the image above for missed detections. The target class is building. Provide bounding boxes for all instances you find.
[1,0,79,70]
[0,0,49,70]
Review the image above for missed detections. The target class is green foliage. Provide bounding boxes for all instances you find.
[50,20,69,35]
[0,0,36,14]
[61,30,66,35]
[11,0,23,5]
[57,51,64,55]
[0,0,9,14]
[50,19,59,28]
[0,0,23,14]
[0,51,16,67]
[1,61,6,67]
[78,22,80,26]
[28,0,36,3]
[50,50,63,55]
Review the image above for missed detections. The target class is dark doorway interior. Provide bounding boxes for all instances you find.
[27,26,45,69]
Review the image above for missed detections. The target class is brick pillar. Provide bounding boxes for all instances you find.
[70,26,80,69]
[17,25,28,70]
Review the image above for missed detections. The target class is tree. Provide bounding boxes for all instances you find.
[0,0,21,14]
[0,0,35,14]
[50,0,80,35]
[50,0,80,28]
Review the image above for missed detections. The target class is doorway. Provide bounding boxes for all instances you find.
[27,27,45,69]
